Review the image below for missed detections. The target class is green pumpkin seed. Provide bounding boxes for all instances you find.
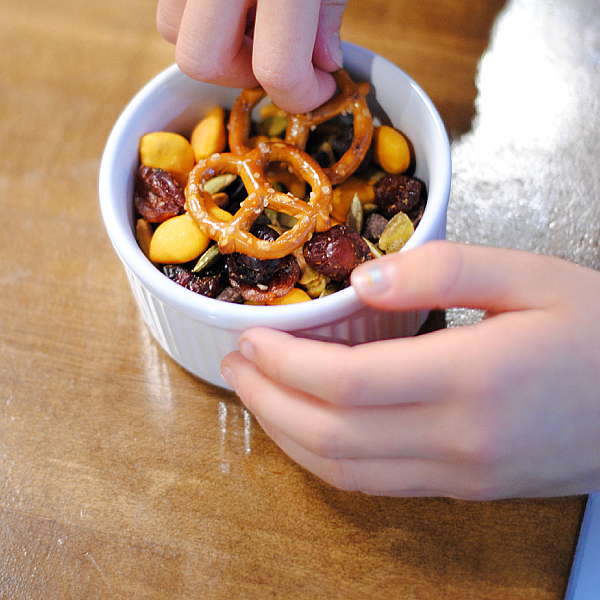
[378,212,415,253]
[258,114,288,138]
[364,238,384,258]
[192,243,221,273]
[345,193,363,234]
[204,173,237,195]
[319,281,344,298]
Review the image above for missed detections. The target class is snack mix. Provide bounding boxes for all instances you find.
[134,69,427,305]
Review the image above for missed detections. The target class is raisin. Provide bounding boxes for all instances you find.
[216,287,245,304]
[163,264,224,298]
[407,201,426,228]
[226,224,301,302]
[134,165,185,223]
[306,114,354,169]
[363,213,389,243]
[303,224,371,282]
[374,174,424,219]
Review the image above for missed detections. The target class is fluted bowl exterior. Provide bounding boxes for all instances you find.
[99,43,451,389]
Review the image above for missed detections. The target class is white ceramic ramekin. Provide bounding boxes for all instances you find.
[99,42,451,389]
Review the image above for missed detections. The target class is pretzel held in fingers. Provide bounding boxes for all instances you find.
[228,70,374,185]
[228,86,268,156]
[186,142,333,260]
[285,69,373,185]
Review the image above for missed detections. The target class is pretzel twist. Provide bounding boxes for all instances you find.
[228,69,373,185]
[186,142,332,260]
[228,86,267,156]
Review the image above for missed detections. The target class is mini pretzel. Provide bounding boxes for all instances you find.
[285,70,373,185]
[228,69,374,185]
[228,86,267,156]
[186,142,332,260]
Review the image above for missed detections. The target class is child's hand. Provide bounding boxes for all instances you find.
[221,241,600,499]
[156,0,347,113]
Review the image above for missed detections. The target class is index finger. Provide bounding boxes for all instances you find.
[351,241,574,314]
[252,0,338,112]
[236,326,459,407]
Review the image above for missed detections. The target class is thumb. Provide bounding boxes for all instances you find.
[350,240,566,314]
[312,0,347,72]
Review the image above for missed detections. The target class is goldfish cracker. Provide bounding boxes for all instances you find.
[372,125,411,174]
[149,213,210,264]
[205,194,234,223]
[330,177,375,222]
[190,107,227,161]
[139,132,195,188]
[136,218,153,260]
[267,288,312,305]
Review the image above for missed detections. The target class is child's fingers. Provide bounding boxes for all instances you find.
[222,348,451,461]
[156,0,187,43]
[351,240,569,314]
[252,0,337,112]
[222,351,488,497]
[312,0,346,72]
[232,326,471,408]
[255,418,473,497]
[174,0,258,89]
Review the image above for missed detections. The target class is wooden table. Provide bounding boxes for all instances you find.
[1,0,594,597]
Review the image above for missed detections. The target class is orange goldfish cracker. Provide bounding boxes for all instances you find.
[204,193,234,223]
[267,288,312,305]
[372,125,411,174]
[331,177,375,222]
[190,107,227,161]
[136,218,153,260]
[266,164,307,199]
[139,132,195,188]
[149,213,210,264]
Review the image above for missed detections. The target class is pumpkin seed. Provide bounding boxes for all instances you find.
[345,193,363,234]
[192,243,221,273]
[363,237,384,258]
[258,114,288,138]
[278,212,298,230]
[378,212,415,253]
[204,173,237,195]
[299,264,329,298]
[319,281,344,298]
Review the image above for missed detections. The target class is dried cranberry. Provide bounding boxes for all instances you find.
[303,224,371,282]
[163,264,224,298]
[374,174,425,219]
[226,224,301,302]
[134,165,185,223]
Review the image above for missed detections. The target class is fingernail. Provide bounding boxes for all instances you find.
[328,31,343,68]
[239,338,255,361]
[351,263,391,295]
[220,364,237,390]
